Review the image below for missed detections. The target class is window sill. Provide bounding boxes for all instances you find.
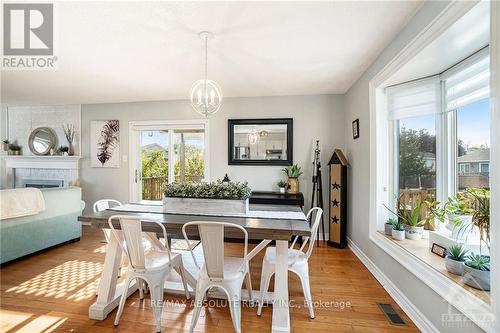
[377,230,490,304]
[370,230,494,332]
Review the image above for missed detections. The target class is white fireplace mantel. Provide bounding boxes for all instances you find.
[3,155,81,169]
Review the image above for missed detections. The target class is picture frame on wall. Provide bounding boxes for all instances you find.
[90,120,120,168]
[352,118,359,139]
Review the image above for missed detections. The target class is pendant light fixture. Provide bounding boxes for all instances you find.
[190,31,222,117]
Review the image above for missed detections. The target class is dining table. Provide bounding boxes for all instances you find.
[78,203,311,333]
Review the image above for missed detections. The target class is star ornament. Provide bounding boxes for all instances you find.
[331,182,341,190]
[332,198,339,206]
[332,216,339,224]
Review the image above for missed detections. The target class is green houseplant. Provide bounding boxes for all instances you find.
[385,196,426,240]
[277,180,287,194]
[391,219,405,241]
[445,244,468,275]
[282,164,303,194]
[385,218,397,236]
[464,253,490,291]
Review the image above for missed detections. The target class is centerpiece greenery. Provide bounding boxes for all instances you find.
[164,180,252,200]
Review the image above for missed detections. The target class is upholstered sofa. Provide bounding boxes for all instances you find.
[0,187,82,264]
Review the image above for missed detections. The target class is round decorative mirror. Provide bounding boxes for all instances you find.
[28,127,58,155]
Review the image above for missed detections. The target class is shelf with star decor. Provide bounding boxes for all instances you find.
[327,149,349,248]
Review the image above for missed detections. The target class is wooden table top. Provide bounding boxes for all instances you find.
[78,205,311,241]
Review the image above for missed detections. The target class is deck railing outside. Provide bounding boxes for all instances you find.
[142,175,204,200]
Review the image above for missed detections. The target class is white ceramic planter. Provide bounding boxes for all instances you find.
[163,197,249,215]
[279,187,286,194]
[445,214,473,239]
[463,264,490,291]
[392,229,405,241]
[405,226,424,240]
[384,223,393,236]
[445,256,465,275]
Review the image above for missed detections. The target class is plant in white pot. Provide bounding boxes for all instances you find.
[385,218,396,236]
[444,193,474,238]
[277,180,287,194]
[463,253,490,291]
[385,197,426,240]
[391,220,405,241]
[445,244,468,275]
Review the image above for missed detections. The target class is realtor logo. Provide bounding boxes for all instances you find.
[3,3,53,56]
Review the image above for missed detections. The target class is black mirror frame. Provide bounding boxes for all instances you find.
[228,118,293,166]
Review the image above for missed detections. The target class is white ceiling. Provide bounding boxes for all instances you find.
[386,1,489,87]
[1,1,422,106]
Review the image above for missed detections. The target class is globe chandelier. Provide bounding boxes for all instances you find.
[190,31,222,117]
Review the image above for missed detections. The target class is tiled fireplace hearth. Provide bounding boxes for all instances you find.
[3,156,81,189]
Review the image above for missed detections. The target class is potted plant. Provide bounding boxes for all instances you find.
[423,198,445,231]
[282,164,303,194]
[391,219,405,241]
[445,244,468,275]
[58,146,69,156]
[463,253,490,291]
[277,180,287,194]
[8,143,22,155]
[163,181,252,215]
[385,197,426,240]
[385,218,396,236]
[2,140,9,151]
[444,193,473,237]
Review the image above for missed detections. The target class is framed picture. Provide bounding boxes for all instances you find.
[431,243,447,258]
[91,120,120,168]
[352,119,359,139]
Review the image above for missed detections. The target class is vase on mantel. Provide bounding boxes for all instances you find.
[68,143,75,156]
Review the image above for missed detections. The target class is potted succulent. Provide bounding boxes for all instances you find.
[2,140,9,151]
[282,164,303,194]
[8,143,22,155]
[277,180,287,194]
[385,197,426,240]
[444,193,474,237]
[385,218,396,236]
[445,244,468,275]
[391,219,405,241]
[463,253,490,291]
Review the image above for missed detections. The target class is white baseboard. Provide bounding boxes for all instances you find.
[347,237,439,333]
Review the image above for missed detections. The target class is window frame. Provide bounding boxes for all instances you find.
[367,2,498,330]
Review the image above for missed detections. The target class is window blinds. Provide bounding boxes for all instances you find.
[443,50,490,111]
[386,76,441,120]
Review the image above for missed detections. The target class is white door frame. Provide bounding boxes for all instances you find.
[128,119,210,203]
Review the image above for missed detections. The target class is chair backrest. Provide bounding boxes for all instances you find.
[290,207,323,258]
[93,199,122,212]
[182,221,248,280]
[108,215,170,271]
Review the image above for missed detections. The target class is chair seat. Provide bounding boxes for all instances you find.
[135,250,180,271]
[200,256,246,280]
[263,246,307,267]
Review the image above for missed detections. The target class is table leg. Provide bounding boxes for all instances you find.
[272,240,290,332]
[89,230,137,320]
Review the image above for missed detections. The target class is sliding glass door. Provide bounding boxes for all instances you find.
[129,121,209,202]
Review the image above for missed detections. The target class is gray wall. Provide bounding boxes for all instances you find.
[81,94,345,216]
[343,1,483,332]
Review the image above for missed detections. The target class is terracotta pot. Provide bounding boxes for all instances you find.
[287,178,299,194]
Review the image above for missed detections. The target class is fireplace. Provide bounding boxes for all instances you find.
[21,179,64,188]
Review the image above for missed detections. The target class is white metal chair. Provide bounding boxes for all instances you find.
[182,221,252,333]
[93,199,123,243]
[257,207,323,319]
[109,215,190,333]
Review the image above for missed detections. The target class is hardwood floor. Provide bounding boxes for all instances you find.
[0,226,420,332]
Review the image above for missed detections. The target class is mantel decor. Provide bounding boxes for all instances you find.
[163,181,251,215]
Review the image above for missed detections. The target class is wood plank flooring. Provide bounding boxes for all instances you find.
[0,226,420,332]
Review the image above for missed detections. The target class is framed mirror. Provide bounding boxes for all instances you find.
[228,118,293,165]
[28,127,58,156]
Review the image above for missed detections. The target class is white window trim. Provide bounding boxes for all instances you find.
[368,1,498,332]
[128,119,210,202]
